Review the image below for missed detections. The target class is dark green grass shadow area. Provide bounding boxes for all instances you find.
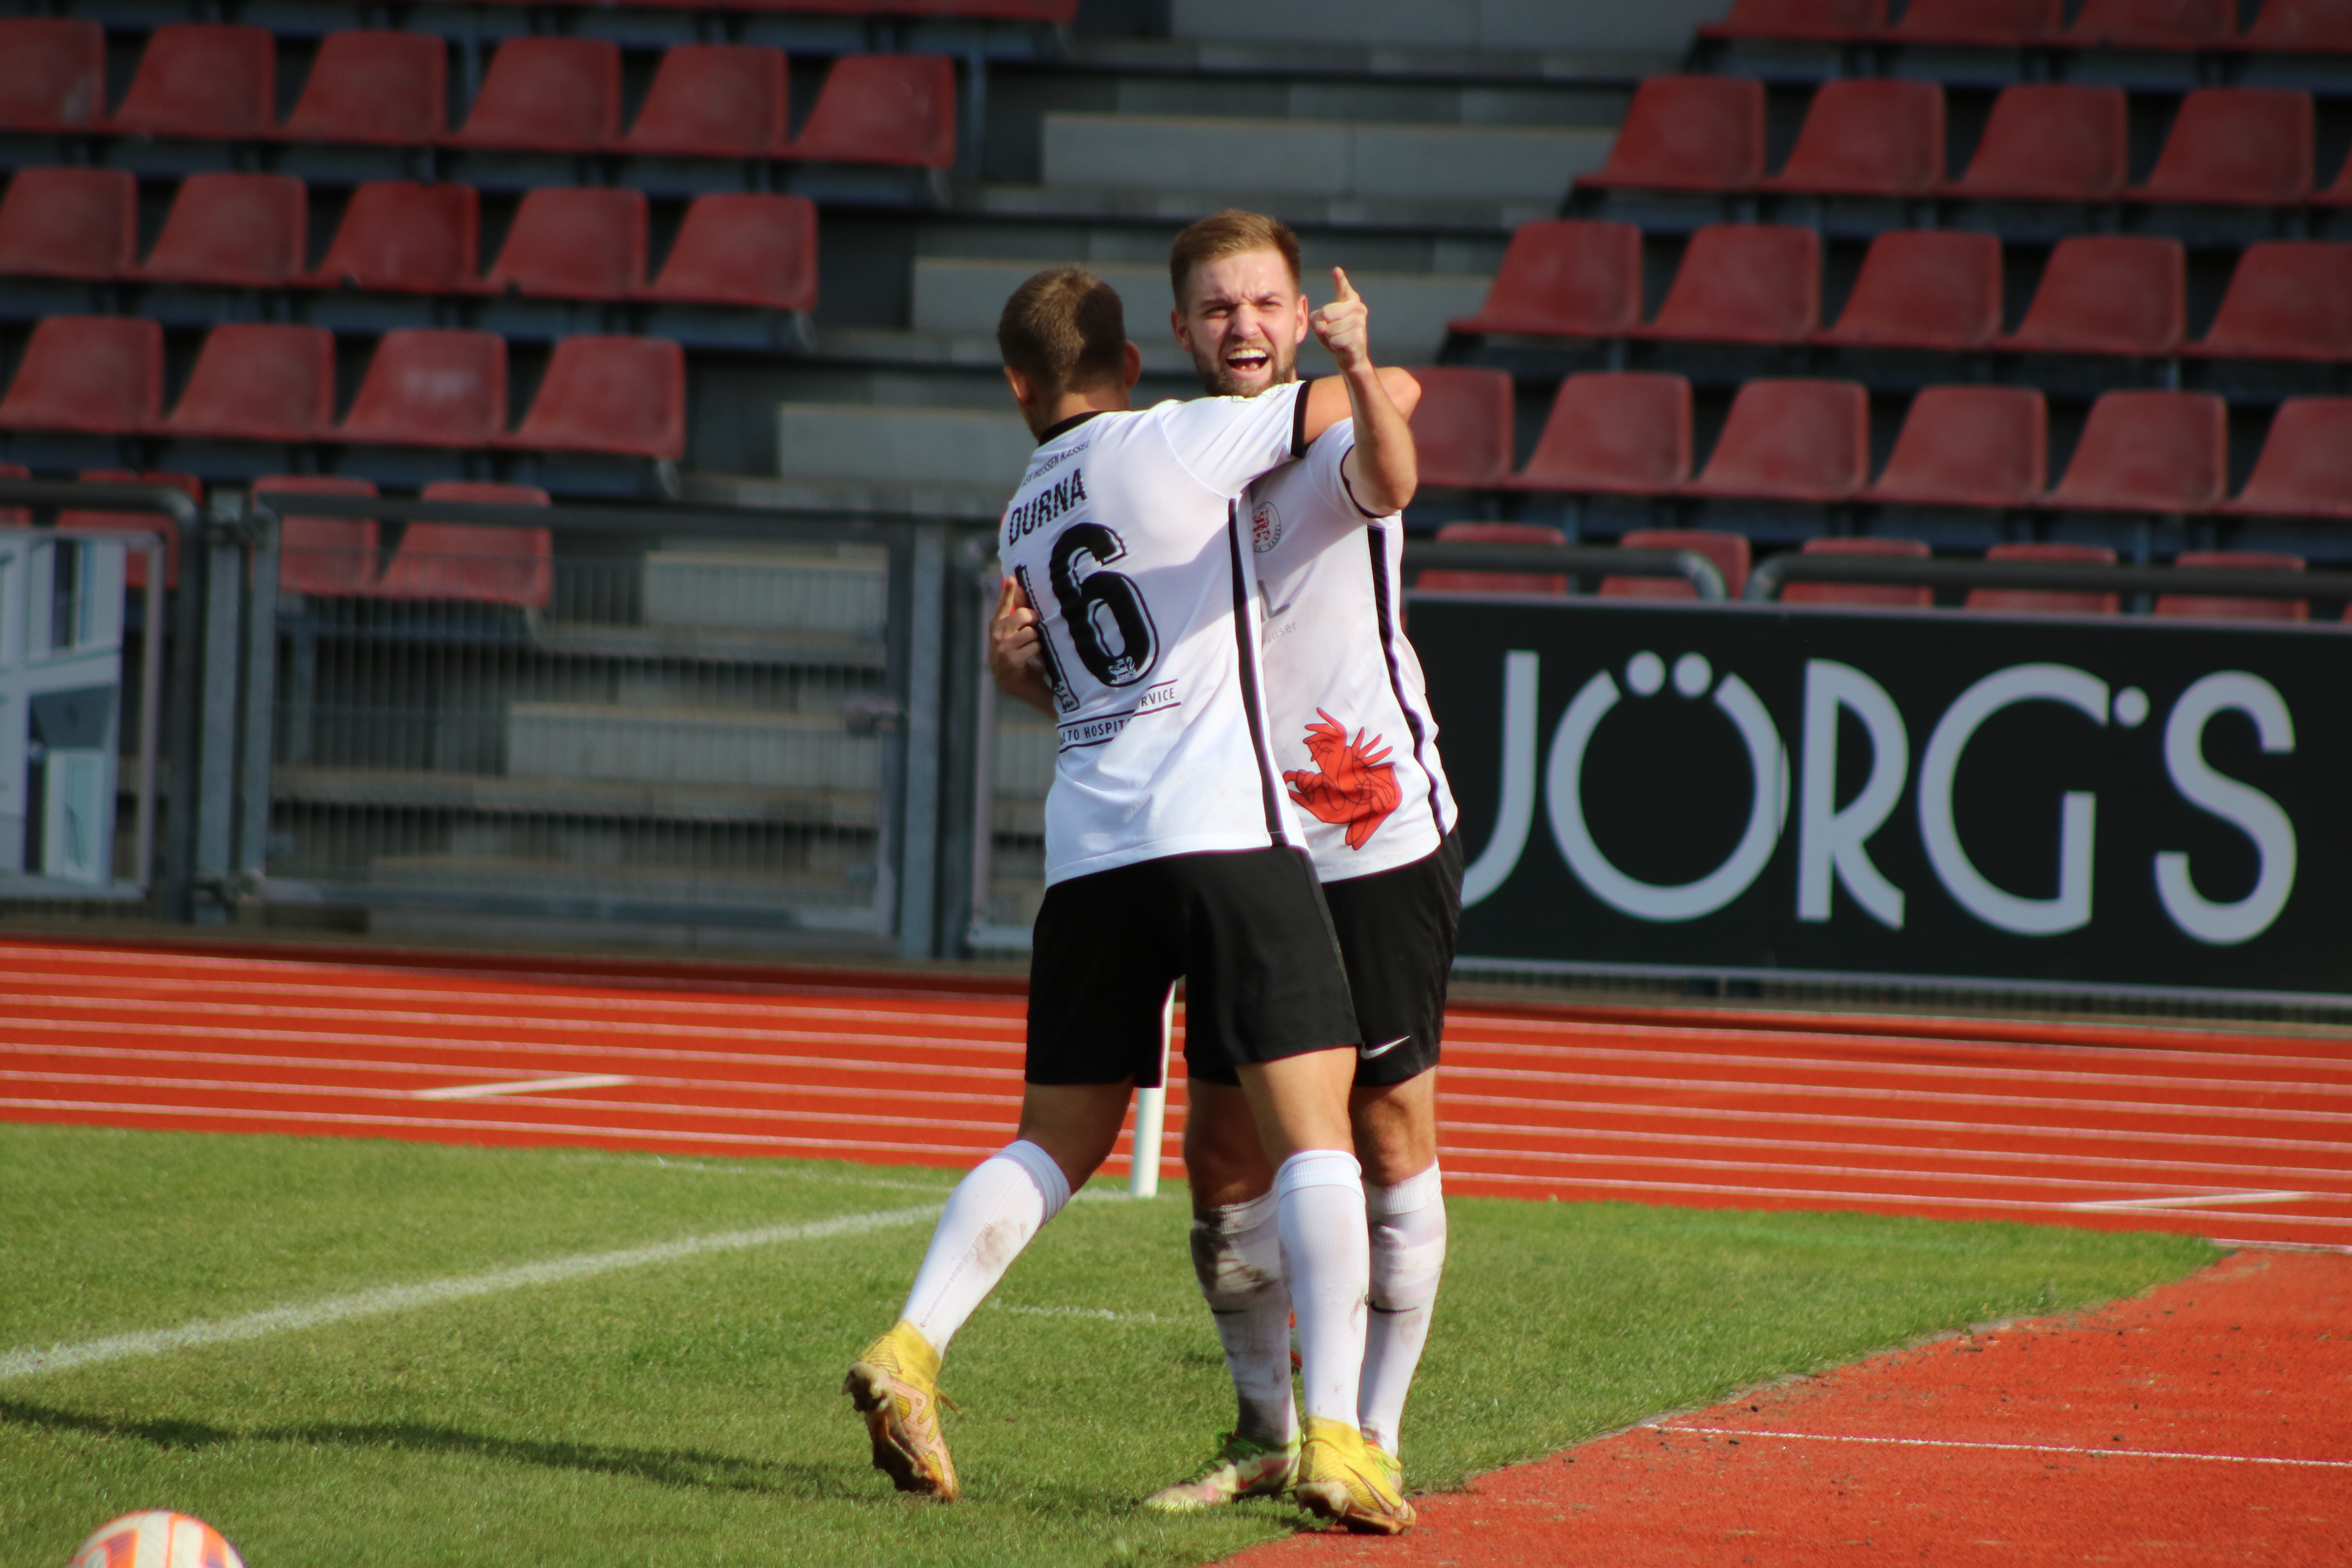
[0,1399,860,1500]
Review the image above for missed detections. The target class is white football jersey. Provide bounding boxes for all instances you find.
[1001,385,1311,886]
[1248,419,1456,882]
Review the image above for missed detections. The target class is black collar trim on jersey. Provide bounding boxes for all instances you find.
[1036,410,1106,446]
[1289,377,1315,459]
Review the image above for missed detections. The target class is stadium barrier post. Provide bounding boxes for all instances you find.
[194,494,246,925]
[1129,984,1172,1199]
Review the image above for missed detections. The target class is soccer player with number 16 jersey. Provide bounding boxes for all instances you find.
[846,264,1425,1532]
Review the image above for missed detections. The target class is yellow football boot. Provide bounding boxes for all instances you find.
[843,1320,958,1500]
[1293,1415,1415,1534]
[1140,1430,1299,1512]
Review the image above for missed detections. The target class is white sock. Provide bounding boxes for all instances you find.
[1191,1189,1296,1445]
[899,1139,1070,1354]
[1275,1148,1370,1429]
[1359,1163,1446,1456]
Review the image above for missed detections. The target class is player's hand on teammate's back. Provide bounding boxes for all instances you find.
[1310,268,1373,372]
[990,575,1059,717]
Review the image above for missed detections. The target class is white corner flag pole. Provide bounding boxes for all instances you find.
[1129,984,1173,1198]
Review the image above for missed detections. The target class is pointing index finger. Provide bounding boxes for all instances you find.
[1331,266,1360,304]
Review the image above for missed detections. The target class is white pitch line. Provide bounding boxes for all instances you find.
[0,1201,944,1384]
[1651,1424,2352,1469]
[994,1304,1171,1323]
[414,1074,635,1100]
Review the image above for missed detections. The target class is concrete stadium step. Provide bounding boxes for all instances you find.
[506,704,880,791]
[746,402,1038,517]
[270,767,881,830]
[641,546,886,638]
[911,257,1491,373]
[1167,0,1735,56]
[1035,111,1609,211]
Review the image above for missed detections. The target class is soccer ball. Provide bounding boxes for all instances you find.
[66,1512,245,1568]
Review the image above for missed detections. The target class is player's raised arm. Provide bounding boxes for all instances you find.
[1303,269,1418,516]
[988,574,1058,717]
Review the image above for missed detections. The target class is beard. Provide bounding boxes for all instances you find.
[1191,334,1299,399]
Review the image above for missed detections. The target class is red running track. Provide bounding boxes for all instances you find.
[1230,1248,2352,1567]
[0,937,2346,1249]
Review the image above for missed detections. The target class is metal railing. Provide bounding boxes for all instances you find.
[1745,552,2352,606]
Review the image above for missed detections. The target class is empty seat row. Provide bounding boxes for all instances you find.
[0,171,818,312]
[0,25,955,168]
[266,477,553,607]
[1702,0,2352,51]
[1404,365,2352,519]
[1581,78,2349,211]
[1424,522,2321,623]
[0,318,684,459]
[1450,222,2352,364]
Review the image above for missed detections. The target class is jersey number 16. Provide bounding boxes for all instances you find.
[1022,523,1160,712]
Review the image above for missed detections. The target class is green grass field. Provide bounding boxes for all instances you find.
[1,1124,2214,1567]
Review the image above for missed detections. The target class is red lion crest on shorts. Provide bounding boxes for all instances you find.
[1283,709,1401,850]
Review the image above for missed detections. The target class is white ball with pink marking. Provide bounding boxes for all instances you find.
[66,1511,245,1568]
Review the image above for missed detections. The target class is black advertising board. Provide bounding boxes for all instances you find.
[1408,595,2349,1003]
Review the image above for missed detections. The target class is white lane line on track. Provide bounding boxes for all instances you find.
[0,1013,1026,1057]
[0,1039,1028,1087]
[0,1202,944,1384]
[0,1097,1009,1154]
[414,1074,635,1100]
[1650,1425,2352,1469]
[2065,1190,2317,1211]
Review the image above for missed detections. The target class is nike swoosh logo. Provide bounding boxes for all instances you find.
[1361,1036,1409,1059]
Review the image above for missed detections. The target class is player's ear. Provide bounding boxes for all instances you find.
[1289,287,1309,345]
[1122,340,1143,388]
[1169,305,1191,352]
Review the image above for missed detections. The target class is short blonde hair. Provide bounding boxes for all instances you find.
[1169,210,1302,304]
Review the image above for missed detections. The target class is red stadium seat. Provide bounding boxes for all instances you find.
[159,324,336,443]
[1419,522,1570,595]
[2155,551,2307,622]
[1965,541,2119,616]
[1601,528,1753,601]
[1503,372,1692,495]
[2190,242,2352,362]
[258,475,380,597]
[635,194,818,312]
[1783,536,1935,609]
[1448,221,1643,338]
[1892,0,2064,43]
[477,188,646,301]
[443,38,621,152]
[1699,0,1887,41]
[299,182,479,295]
[789,56,956,167]
[278,32,447,145]
[0,20,106,132]
[1997,237,2184,356]
[497,336,684,459]
[625,45,789,158]
[1816,230,2003,351]
[0,317,162,434]
[2047,390,2227,512]
[1635,224,1820,345]
[1577,77,1765,194]
[2238,0,2352,52]
[2221,398,2352,519]
[373,480,553,608]
[1681,378,1869,501]
[1942,85,2128,201]
[1399,367,1515,489]
[1763,80,1945,197]
[2068,0,2235,46]
[1866,386,2047,508]
[134,173,307,289]
[62,470,196,589]
[2131,90,2313,206]
[338,330,509,447]
[0,169,136,281]
[104,25,276,140]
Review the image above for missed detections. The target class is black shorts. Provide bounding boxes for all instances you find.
[1025,846,1359,1088]
[1191,831,1464,1090]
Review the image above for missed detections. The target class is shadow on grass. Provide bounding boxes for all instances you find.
[0,1397,872,1501]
